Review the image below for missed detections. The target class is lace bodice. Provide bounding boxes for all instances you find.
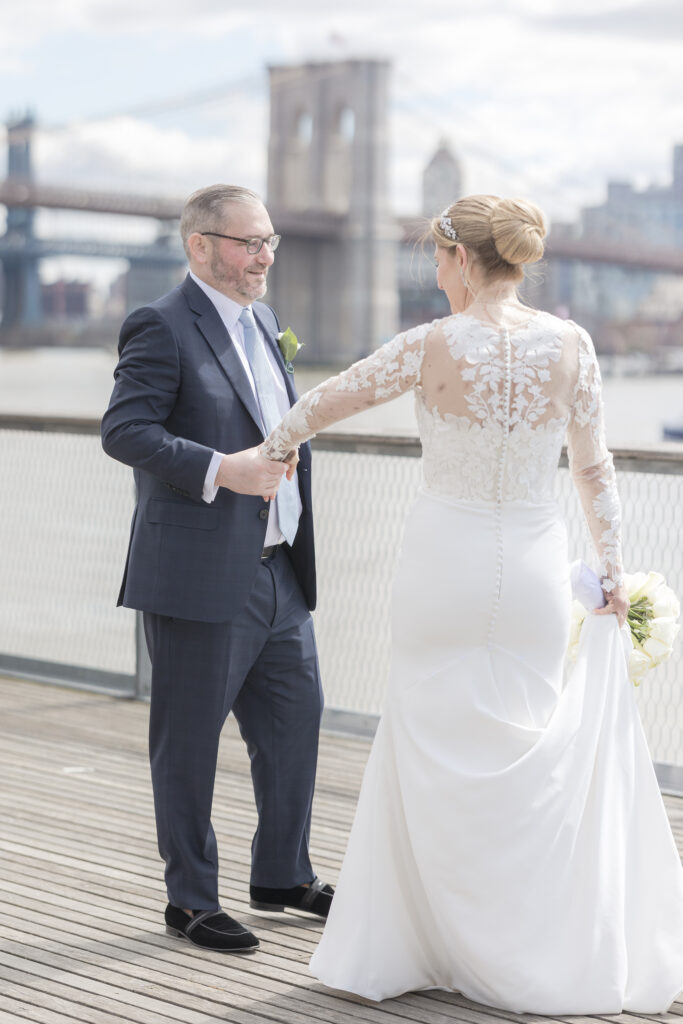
[262,311,623,590]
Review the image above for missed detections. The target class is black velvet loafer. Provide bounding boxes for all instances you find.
[249,876,334,918]
[164,904,259,952]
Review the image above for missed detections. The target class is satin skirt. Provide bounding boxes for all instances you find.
[310,490,683,1013]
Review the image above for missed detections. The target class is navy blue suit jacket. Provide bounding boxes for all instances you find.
[101,274,316,622]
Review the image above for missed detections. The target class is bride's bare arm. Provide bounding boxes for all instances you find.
[261,324,428,461]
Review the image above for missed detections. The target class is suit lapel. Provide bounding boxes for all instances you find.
[182,276,263,431]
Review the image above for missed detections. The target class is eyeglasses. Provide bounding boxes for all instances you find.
[200,231,281,255]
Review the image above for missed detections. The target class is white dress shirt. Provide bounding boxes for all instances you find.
[189,271,302,546]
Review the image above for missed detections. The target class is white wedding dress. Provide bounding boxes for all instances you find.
[263,310,683,1014]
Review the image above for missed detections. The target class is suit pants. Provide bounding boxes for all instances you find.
[143,546,323,910]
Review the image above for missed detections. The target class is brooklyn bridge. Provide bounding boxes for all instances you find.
[1,58,682,361]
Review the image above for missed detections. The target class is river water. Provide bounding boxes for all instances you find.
[1,346,682,446]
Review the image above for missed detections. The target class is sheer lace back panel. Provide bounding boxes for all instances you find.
[262,311,622,589]
[416,312,576,503]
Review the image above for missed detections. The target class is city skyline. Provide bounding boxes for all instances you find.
[1,0,682,289]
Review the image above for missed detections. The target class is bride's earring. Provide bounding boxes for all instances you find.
[459,264,474,309]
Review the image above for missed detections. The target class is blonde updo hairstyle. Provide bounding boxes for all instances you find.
[431,195,546,284]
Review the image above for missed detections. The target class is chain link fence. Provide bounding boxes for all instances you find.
[0,417,136,693]
[1,418,683,782]
[312,438,683,775]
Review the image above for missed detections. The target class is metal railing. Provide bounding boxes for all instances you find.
[2,414,683,790]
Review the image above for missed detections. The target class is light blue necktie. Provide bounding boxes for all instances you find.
[239,306,299,545]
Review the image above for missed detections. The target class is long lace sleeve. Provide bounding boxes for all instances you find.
[566,325,623,592]
[261,323,429,459]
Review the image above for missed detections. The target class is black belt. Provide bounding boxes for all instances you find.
[261,545,279,560]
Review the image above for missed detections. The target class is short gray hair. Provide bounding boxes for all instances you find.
[180,184,263,256]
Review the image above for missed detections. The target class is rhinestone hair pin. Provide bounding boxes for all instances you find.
[439,211,459,241]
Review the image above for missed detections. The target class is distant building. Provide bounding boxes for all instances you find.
[41,279,90,319]
[393,140,466,329]
[124,264,185,315]
[397,216,450,329]
[422,140,463,217]
[544,145,683,346]
[106,271,129,320]
[582,146,683,250]
[394,141,464,331]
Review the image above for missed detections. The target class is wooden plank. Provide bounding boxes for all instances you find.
[2,925,457,1024]
[0,990,148,1024]
[0,674,681,1024]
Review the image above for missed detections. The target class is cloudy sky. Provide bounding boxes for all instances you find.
[1,0,682,285]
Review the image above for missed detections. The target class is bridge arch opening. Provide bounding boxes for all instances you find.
[295,110,313,146]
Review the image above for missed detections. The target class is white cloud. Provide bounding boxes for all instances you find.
[383,7,683,219]
[0,0,243,45]
[1,0,681,293]
[532,1,683,41]
[35,103,268,197]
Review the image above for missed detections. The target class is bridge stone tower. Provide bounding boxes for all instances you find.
[2,114,41,327]
[266,59,398,364]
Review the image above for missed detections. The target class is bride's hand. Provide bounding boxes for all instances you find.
[258,443,299,480]
[593,583,629,628]
[283,448,299,480]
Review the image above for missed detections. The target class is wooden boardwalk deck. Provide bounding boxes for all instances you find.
[0,675,681,1024]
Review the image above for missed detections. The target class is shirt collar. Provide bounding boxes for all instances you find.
[189,270,250,331]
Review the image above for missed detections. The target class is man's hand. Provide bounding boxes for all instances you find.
[215,447,287,501]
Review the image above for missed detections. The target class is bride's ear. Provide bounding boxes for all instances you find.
[455,243,468,272]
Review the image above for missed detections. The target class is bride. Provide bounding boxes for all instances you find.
[260,195,683,1014]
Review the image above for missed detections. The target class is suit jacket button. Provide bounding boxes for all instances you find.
[258,508,268,520]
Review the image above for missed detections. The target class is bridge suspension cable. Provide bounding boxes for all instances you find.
[4,72,265,142]
[394,65,593,214]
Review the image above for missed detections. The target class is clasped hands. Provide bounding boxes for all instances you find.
[215,445,299,501]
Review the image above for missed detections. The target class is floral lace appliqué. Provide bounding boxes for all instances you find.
[262,312,623,591]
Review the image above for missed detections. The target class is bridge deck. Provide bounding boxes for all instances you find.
[1,675,682,1024]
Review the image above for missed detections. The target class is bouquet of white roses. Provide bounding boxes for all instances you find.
[568,563,681,684]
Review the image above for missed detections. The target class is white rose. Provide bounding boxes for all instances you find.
[628,647,651,684]
[627,571,665,603]
[642,635,671,666]
[649,616,680,650]
[650,585,681,621]
[624,571,648,599]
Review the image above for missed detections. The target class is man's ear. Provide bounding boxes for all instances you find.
[187,232,209,265]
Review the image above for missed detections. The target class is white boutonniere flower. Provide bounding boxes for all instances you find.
[277,327,303,373]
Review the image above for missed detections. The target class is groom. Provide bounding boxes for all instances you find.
[101,184,332,952]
